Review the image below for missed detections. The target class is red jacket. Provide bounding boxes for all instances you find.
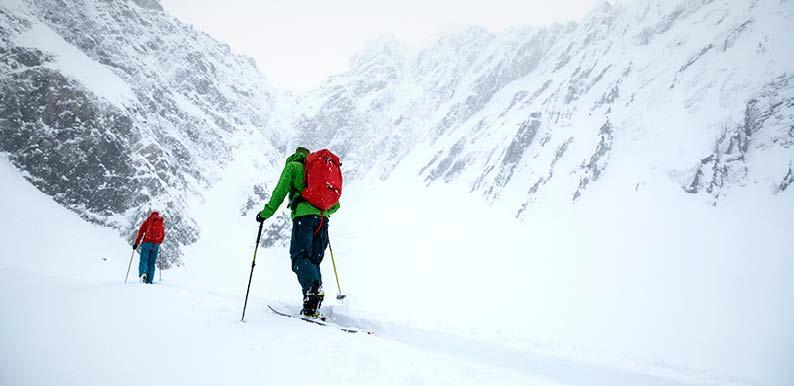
[134,212,165,245]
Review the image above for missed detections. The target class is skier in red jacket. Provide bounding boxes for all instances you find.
[133,211,166,284]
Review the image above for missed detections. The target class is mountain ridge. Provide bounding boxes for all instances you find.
[289,0,792,216]
[1,0,792,263]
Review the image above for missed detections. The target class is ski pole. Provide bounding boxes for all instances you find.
[124,249,135,283]
[241,221,264,322]
[328,240,346,300]
[156,255,163,283]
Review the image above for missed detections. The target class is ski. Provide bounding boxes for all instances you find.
[267,305,374,335]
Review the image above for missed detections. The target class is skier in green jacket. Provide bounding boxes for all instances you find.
[256,147,340,317]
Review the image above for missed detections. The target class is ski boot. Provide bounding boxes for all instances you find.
[300,281,325,319]
[140,273,147,283]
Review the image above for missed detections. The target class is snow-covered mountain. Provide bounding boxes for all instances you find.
[0,0,283,266]
[1,0,793,384]
[4,0,790,265]
[292,0,793,214]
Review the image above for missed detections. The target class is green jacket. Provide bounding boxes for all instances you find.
[258,151,340,220]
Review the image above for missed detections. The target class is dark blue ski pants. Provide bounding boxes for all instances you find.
[290,215,329,295]
[138,242,159,284]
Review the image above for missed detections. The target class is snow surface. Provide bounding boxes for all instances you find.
[2,0,793,384]
[0,156,677,386]
[3,145,791,385]
[0,156,561,386]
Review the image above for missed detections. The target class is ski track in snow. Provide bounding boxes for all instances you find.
[0,267,697,386]
[351,319,693,386]
[145,279,688,386]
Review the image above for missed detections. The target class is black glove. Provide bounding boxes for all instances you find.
[132,243,138,251]
[256,214,266,223]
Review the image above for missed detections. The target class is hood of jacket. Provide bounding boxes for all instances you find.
[285,150,308,164]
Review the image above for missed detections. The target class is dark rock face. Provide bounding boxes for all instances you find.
[779,164,793,193]
[487,117,542,199]
[422,140,466,184]
[1,0,276,267]
[573,121,613,202]
[684,123,751,200]
[1,65,138,219]
[684,75,794,202]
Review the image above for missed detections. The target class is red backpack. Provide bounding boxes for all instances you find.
[146,215,165,244]
[301,149,343,211]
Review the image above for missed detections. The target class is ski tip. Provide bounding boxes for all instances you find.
[267,305,284,315]
[268,304,374,335]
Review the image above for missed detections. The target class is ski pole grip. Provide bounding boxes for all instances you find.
[255,221,264,246]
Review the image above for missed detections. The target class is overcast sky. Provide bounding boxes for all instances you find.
[159,0,602,91]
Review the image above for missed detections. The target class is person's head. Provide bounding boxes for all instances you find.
[295,146,310,155]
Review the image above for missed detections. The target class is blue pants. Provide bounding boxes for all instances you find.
[138,242,159,284]
[290,216,329,295]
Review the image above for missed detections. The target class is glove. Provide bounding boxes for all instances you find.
[132,243,138,250]
[256,214,266,223]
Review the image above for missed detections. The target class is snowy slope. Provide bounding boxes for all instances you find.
[179,137,792,385]
[1,155,697,386]
[2,141,791,386]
